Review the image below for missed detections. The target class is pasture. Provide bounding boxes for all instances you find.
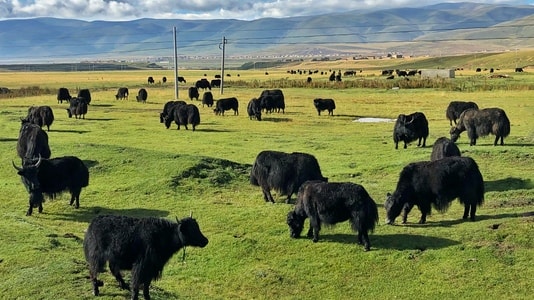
[0,66,533,299]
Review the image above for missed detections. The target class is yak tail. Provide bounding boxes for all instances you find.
[249,163,259,186]
[352,198,379,233]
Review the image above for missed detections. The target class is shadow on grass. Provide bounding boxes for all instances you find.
[48,206,171,224]
[51,129,90,134]
[0,137,18,142]
[485,177,533,192]
[89,104,114,107]
[317,233,459,250]
[400,212,526,228]
[262,117,292,122]
[83,118,117,121]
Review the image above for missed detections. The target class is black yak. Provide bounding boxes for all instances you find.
[250,150,327,203]
[177,76,186,83]
[16,123,51,164]
[77,89,91,105]
[136,88,148,103]
[259,89,285,113]
[160,100,186,124]
[430,137,461,161]
[23,106,54,131]
[83,214,208,299]
[66,97,88,119]
[214,97,239,116]
[393,112,429,149]
[384,156,484,225]
[13,155,89,216]
[247,98,262,121]
[446,101,479,126]
[147,76,154,84]
[115,87,129,100]
[166,104,200,131]
[195,79,211,90]
[201,91,214,107]
[450,107,510,146]
[210,79,221,88]
[287,181,379,251]
[313,98,336,116]
[57,87,72,103]
[188,86,199,101]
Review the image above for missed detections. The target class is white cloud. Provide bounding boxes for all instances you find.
[0,0,531,20]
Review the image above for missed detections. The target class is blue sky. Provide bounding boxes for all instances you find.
[0,1,532,21]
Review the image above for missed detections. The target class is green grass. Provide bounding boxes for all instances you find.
[0,66,533,299]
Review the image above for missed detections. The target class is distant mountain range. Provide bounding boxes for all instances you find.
[1,2,533,63]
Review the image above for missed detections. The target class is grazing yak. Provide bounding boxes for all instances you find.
[446,101,479,126]
[16,123,51,164]
[13,155,89,216]
[247,98,262,121]
[287,181,379,251]
[214,97,239,116]
[250,150,327,203]
[57,87,72,103]
[177,76,186,83]
[147,76,154,84]
[166,104,200,131]
[188,86,199,101]
[393,112,429,149]
[67,97,88,119]
[384,156,484,225]
[430,137,461,161]
[160,100,186,124]
[162,76,167,83]
[313,98,336,116]
[450,108,510,146]
[136,88,148,103]
[77,89,91,105]
[195,78,211,90]
[201,91,214,107]
[259,89,285,113]
[115,87,129,100]
[210,79,221,88]
[23,106,54,131]
[84,214,208,299]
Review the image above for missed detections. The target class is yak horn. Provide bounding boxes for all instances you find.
[12,161,22,171]
[34,154,42,168]
[189,211,193,218]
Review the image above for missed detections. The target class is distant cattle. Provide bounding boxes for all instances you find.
[23,106,54,131]
[136,88,148,103]
[177,76,186,83]
[446,101,479,126]
[210,79,221,88]
[214,74,221,79]
[77,89,91,105]
[57,87,72,103]
[430,137,461,161]
[393,112,429,149]
[247,98,262,121]
[450,108,510,146]
[202,92,214,107]
[195,79,211,90]
[396,70,407,77]
[385,156,484,224]
[16,123,51,164]
[259,89,285,114]
[476,68,482,72]
[67,97,88,119]
[188,86,199,100]
[250,150,327,203]
[84,214,208,299]
[162,76,167,83]
[115,87,129,100]
[382,69,394,76]
[166,104,201,131]
[160,100,186,125]
[287,181,378,251]
[214,97,239,116]
[306,77,312,83]
[313,98,336,116]
[147,76,154,84]
[386,75,394,80]
[515,67,524,72]
[13,155,89,216]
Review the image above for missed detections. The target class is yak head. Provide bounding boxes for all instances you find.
[176,216,209,248]
[13,156,43,192]
[286,210,305,238]
[384,192,405,225]
[449,126,463,143]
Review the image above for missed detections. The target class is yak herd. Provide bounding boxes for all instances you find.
[11,76,513,299]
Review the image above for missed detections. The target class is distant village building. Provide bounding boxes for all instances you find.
[420,69,455,78]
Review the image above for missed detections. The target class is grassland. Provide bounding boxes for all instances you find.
[0,61,532,299]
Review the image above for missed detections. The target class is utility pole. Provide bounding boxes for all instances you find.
[173,26,179,99]
[219,37,227,95]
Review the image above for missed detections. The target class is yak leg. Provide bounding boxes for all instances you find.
[421,136,426,147]
[358,231,371,252]
[403,141,408,149]
[308,218,321,242]
[261,187,275,203]
[70,188,81,208]
[463,204,477,221]
[395,142,399,150]
[401,203,414,224]
[109,262,129,290]
[26,205,33,216]
[500,136,505,146]
[142,282,151,300]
